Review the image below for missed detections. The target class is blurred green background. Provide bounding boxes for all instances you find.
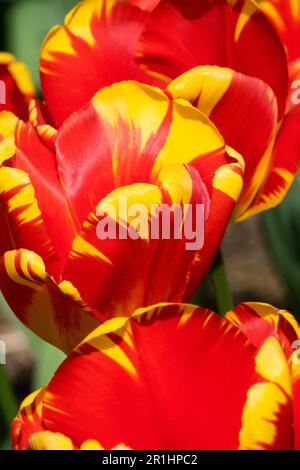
[0,0,300,451]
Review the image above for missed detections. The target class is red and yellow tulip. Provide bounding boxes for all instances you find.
[37,0,300,221]
[12,302,300,450]
[0,1,299,453]
[0,52,35,121]
[0,80,243,352]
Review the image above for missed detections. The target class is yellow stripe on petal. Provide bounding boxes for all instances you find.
[242,302,300,339]
[97,182,163,227]
[167,66,233,117]
[0,111,18,161]
[29,431,74,450]
[64,0,116,47]
[0,111,18,139]
[28,100,57,149]
[255,337,292,396]
[157,164,194,205]
[258,1,286,32]
[0,166,45,229]
[77,301,198,348]
[85,332,137,377]
[112,444,132,450]
[36,124,57,140]
[40,26,75,73]
[213,166,243,201]
[239,382,289,450]
[0,135,16,162]
[213,161,244,202]
[0,52,15,64]
[8,61,35,97]
[233,134,278,220]
[18,387,45,423]
[76,302,206,378]
[92,81,170,157]
[1,249,99,353]
[70,235,113,265]
[152,99,225,175]
[81,440,104,450]
[177,305,202,327]
[4,250,46,289]
[237,167,294,221]
[290,0,300,22]
[58,280,91,312]
[234,1,257,41]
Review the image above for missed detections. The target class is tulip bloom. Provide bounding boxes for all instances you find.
[0,80,243,352]
[12,302,300,450]
[38,0,300,220]
[0,52,35,120]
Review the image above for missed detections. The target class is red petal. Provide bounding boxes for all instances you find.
[0,249,100,353]
[137,0,288,117]
[38,303,294,449]
[62,165,209,318]
[40,0,163,126]
[240,105,300,219]
[3,117,74,274]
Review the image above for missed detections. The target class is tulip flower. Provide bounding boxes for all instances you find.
[38,0,300,220]
[0,80,243,352]
[12,302,300,450]
[0,52,35,120]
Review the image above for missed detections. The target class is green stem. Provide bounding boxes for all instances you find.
[210,251,234,316]
[0,365,18,432]
[191,275,209,306]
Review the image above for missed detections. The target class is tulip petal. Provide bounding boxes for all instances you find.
[54,79,244,302]
[40,0,163,126]
[62,164,209,318]
[12,388,45,450]
[0,166,58,274]
[239,336,293,449]
[239,105,300,220]
[0,249,100,353]
[167,66,278,219]
[28,99,57,150]
[291,359,300,449]
[137,0,288,117]
[12,303,293,450]
[226,302,300,353]
[0,52,35,120]
[258,0,300,63]
[55,80,225,228]
[29,432,74,450]
[127,0,160,11]
[227,301,300,450]
[183,146,244,299]
[1,114,75,273]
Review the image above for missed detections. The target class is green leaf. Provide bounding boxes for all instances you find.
[262,178,300,317]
